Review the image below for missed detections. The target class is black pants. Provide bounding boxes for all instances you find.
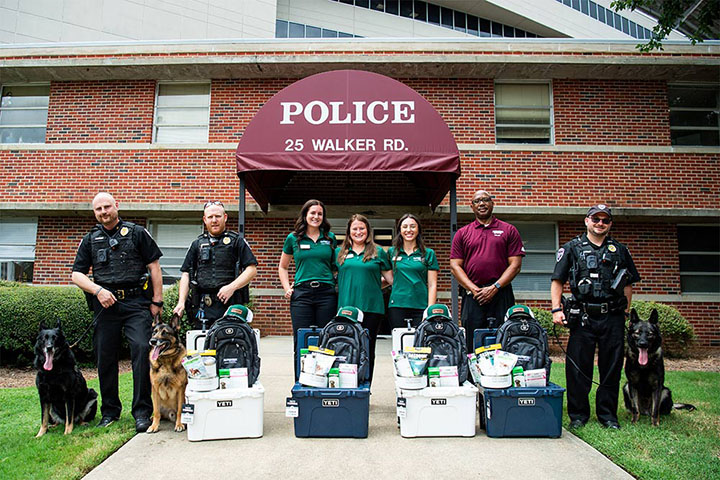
[362,312,384,384]
[290,283,337,375]
[192,294,230,330]
[565,311,625,424]
[93,296,152,421]
[460,284,515,353]
[387,307,423,329]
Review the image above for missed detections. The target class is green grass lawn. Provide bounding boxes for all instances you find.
[0,374,136,480]
[549,363,720,480]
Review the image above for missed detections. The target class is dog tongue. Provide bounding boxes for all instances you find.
[43,351,54,371]
[151,345,161,361]
[638,348,648,366]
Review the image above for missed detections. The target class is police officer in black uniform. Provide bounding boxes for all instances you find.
[551,204,640,430]
[173,201,257,329]
[72,192,163,433]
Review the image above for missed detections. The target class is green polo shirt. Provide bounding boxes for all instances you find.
[336,245,392,315]
[283,231,337,285]
[388,246,439,310]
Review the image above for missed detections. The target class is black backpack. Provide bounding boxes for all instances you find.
[204,317,261,386]
[413,317,468,384]
[318,318,370,383]
[495,311,551,377]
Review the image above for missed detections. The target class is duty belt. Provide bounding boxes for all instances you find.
[582,301,624,315]
[103,285,143,300]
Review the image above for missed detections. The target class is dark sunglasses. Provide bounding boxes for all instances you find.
[204,200,224,208]
[589,216,612,225]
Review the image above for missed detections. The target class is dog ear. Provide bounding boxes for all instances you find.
[170,313,181,331]
[649,309,659,325]
[629,309,639,324]
[152,314,161,327]
[39,320,47,330]
[55,319,62,329]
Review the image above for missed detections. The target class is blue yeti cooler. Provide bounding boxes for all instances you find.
[478,383,565,438]
[290,327,370,438]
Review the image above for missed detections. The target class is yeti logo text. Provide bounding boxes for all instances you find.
[280,101,415,125]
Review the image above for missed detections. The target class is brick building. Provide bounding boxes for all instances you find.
[0,2,718,346]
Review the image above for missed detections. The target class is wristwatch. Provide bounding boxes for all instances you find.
[151,300,164,308]
[493,282,502,290]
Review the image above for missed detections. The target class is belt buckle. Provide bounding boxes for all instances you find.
[601,303,608,314]
[116,289,125,300]
[310,281,321,288]
[203,294,213,307]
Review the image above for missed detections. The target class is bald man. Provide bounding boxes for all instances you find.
[72,192,163,433]
[450,190,525,353]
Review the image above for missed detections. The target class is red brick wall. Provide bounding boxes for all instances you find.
[46,81,155,143]
[554,80,671,145]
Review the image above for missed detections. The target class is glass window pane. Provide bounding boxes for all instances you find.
[0,126,45,143]
[479,18,491,36]
[400,0,413,18]
[0,108,48,126]
[441,7,453,27]
[496,108,551,125]
[598,6,606,23]
[413,1,426,21]
[372,0,385,12]
[356,0,369,8]
[338,32,353,37]
[581,0,589,14]
[614,13,622,30]
[155,107,209,126]
[671,129,720,146]
[669,87,718,108]
[454,11,465,31]
[275,19,288,38]
[681,275,720,294]
[669,110,718,127]
[306,25,321,38]
[513,273,552,291]
[322,28,338,37]
[680,255,720,273]
[496,83,550,106]
[386,0,399,15]
[678,226,720,251]
[0,85,50,108]
[156,126,208,143]
[496,127,551,143]
[467,15,479,36]
[157,83,210,107]
[491,21,503,36]
[288,22,305,37]
[589,1,597,19]
[516,223,556,250]
[151,222,203,285]
[572,0,580,10]
[503,25,515,37]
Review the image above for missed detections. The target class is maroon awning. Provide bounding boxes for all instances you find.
[236,70,460,212]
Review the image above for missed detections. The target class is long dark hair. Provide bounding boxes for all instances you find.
[293,199,331,243]
[391,214,426,268]
[337,214,378,265]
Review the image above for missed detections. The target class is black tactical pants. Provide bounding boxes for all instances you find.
[460,284,515,354]
[93,295,152,421]
[565,310,625,424]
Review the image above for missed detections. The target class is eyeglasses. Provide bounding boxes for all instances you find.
[589,216,612,225]
[471,197,493,205]
[204,200,224,208]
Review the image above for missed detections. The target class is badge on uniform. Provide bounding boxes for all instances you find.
[120,227,129,236]
[608,245,617,252]
[223,237,231,245]
[556,248,565,262]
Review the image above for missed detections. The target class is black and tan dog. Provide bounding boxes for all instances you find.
[34,320,98,437]
[147,314,187,433]
[623,309,695,426]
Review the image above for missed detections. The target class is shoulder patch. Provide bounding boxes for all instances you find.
[223,236,231,245]
[556,248,565,262]
[608,244,617,252]
[120,226,130,236]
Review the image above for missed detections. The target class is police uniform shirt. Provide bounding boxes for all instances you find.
[552,233,641,295]
[72,219,162,280]
[388,246,439,310]
[282,230,337,285]
[180,231,258,290]
[335,245,392,315]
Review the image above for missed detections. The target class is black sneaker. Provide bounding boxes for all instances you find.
[135,417,151,433]
[96,416,119,428]
[601,420,621,430]
[568,419,586,429]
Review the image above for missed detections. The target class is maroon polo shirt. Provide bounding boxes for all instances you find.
[450,217,525,286]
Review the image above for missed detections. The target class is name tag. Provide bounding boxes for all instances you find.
[393,256,402,261]
[347,253,354,258]
[492,230,504,236]
[320,240,331,245]
[300,244,311,250]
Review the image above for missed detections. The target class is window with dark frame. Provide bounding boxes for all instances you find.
[668,84,720,146]
[0,218,37,283]
[678,225,720,294]
[0,84,50,144]
[494,82,553,144]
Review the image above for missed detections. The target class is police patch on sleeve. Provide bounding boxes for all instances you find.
[556,248,565,262]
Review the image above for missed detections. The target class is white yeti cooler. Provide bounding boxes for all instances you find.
[184,383,264,441]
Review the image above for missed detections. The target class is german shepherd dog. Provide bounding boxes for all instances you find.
[34,321,98,437]
[147,314,187,433]
[623,309,695,426]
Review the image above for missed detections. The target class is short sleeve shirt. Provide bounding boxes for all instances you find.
[72,219,162,274]
[336,245,392,315]
[282,231,337,285]
[388,246,439,310]
[450,218,525,286]
[180,232,258,277]
[552,234,641,285]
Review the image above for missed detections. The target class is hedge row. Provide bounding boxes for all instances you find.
[0,284,696,365]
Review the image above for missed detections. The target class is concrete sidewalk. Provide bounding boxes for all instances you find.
[85,336,631,480]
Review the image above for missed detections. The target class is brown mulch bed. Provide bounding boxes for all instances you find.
[0,360,132,389]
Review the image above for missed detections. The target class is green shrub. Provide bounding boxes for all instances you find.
[630,300,694,357]
[530,306,553,332]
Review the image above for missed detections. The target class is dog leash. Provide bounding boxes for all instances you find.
[552,324,616,389]
[68,298,151,349]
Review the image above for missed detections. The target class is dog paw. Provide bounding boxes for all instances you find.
[146,425,159,434]
[174,424,186,432]
[35,429,47,438]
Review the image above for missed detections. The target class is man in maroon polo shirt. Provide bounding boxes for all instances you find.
[450,190,525,352]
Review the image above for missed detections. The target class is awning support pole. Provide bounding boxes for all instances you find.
[238,173,246,239]
[450,176,458,324]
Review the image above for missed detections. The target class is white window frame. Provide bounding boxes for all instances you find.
[147,219,204,285]
[0,217,38,283]
[152,81,211,144]
[0,83,50,144]
[513,221,558,292]
[329,217,395,250]
[668,83,720,147]
[677,223,720,295]
[494,80,554,145]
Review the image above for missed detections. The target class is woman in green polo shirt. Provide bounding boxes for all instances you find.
[335,214,393,382]
[279,199,337,366]
[388,214,439,329]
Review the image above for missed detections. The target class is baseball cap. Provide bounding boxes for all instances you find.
[224,304,253,323]
[336,306,364,324]
[586,204,612,220]
[504,304,535,322]
[423,303,452,321]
